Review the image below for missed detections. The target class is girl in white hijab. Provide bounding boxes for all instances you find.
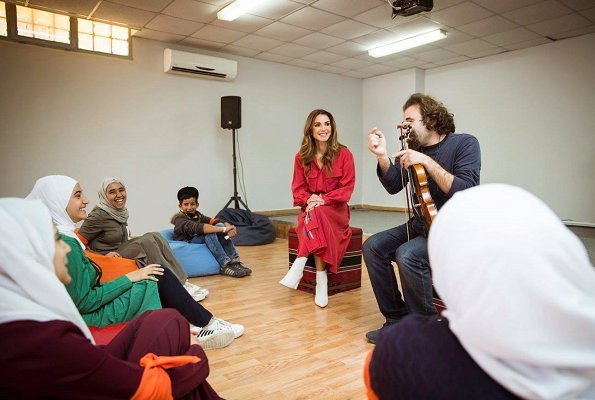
[0,197,93,342]
[429,184,595,399]
[365,184,595,400]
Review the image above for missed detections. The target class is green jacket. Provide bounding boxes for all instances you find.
[62,235,161,327]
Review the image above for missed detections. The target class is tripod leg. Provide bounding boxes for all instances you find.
[238,197,251,212]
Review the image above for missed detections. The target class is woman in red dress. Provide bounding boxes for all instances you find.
[280,109,355,308]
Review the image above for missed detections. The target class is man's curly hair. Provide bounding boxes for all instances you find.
[403,93,455,134]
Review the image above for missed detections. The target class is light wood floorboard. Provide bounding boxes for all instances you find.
[189,238,381,400]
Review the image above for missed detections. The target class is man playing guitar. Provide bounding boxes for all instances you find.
[364,93,481,344]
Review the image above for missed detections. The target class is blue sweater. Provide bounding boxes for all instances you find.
[377,132,481,232]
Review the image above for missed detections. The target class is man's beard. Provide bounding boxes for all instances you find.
[407,129,421,150]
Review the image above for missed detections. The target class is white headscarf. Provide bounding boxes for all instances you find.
[429,184,595,399]
[97,177,129,224]
[0,198,94,343]
[26,175,85,249]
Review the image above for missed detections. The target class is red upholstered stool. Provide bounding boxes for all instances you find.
[88,322,127,345]
[288,226,362,295]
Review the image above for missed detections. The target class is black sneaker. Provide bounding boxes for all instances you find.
[220,263,248,278]
[365,329,381,344]
[365,318,403,344]
[233,261,252,274]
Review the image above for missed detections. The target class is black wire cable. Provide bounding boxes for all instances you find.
[236,129,249,207]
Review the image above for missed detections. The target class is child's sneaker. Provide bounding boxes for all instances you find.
[220,263,248,278]
[191,325,235,350]
[232,261,252,275]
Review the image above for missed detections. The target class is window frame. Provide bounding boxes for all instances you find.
[0,2,132,60]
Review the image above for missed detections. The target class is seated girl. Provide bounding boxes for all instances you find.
[365,184,595,399]
[78,177,208,301]
[27,175,244,350]
[0,197,221,399]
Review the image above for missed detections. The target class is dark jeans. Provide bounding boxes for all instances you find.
[191,227,239,267]
[157,268,212,327]
[363,222,437,321]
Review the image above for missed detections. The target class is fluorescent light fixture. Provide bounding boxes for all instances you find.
[368,29,447,58]
[217,0,271,21]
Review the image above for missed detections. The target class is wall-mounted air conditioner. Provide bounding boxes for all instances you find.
[163,48,237,81]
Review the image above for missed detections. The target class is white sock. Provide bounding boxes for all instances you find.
[280,257,307,289]
[315,270,328,308]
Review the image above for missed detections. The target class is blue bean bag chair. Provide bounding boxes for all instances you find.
[160,229,220,277]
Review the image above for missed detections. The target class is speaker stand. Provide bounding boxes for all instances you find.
[223,128,251,211]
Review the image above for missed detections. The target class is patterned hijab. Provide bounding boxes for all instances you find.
[26,175,85,249]
[429,184,595,399]
[97,177,129,224]
[0,198,94,343]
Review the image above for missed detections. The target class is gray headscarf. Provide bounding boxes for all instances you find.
[97,178,129,224]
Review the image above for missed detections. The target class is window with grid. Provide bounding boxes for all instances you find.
[78,18,129,56]
[1,2,7,37]
[16,5,70,44]
[1,3,130,58]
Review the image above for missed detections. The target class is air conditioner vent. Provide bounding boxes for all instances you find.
[164,48,237,81]
[171,66,227,78]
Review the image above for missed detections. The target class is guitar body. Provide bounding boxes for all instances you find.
[398,124,438,236]
[410,164,437,232]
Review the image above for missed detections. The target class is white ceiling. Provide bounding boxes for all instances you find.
[13,0,595,78]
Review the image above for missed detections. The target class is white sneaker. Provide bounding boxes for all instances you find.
[209,317,245,339]
[184,280,209,301]
[191,325,234,350]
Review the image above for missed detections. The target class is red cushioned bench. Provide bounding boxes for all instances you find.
[287,226,362,295]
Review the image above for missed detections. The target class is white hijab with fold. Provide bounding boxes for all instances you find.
[0,198,94,343]
[429,184,595,399]
[26,175,85,249]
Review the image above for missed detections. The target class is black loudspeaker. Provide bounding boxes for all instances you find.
[221,96,241,129]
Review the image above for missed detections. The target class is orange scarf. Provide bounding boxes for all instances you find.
[131,353,200,400]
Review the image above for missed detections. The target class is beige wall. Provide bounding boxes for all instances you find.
[1,32,593,230]
[0,37,363,232]
[362,33,595,224]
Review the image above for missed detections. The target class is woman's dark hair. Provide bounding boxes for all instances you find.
[177,186,199,203]
[403,93,455,134]
[299,109,344,176]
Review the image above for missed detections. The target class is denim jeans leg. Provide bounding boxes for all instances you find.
[221,237,239,261]
[363,223,410,321]
[395,236,437,315]
[203,233,232,267]
[214,223,239,260]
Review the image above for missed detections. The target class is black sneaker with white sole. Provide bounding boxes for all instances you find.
[220,263,248,278]
[233,261,252,274]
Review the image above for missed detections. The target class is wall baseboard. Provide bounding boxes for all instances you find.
[563,220,595,228]
[255,204,408,216]
[255,208,299,216]
[352,204,408,212]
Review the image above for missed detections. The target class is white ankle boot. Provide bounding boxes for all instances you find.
[315,270,328,308]
[280,257,307,289]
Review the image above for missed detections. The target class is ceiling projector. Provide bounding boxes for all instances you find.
[391,0,433,17]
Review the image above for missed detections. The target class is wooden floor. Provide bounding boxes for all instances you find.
[189,238,380,400]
